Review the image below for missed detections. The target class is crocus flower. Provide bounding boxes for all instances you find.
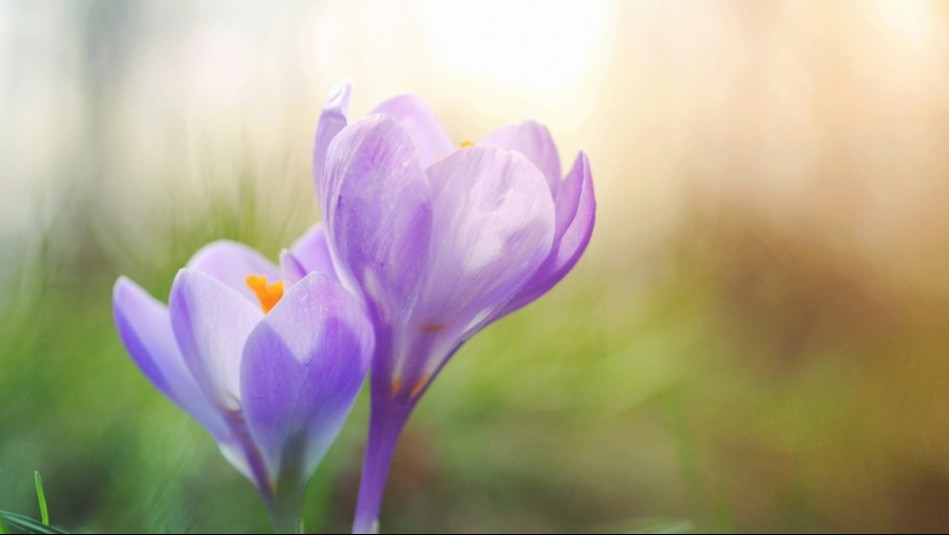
[309,84,595,533]
[113,240,373,533]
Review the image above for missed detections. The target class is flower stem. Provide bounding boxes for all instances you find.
[269,473,307,534]
[352,402,410,534]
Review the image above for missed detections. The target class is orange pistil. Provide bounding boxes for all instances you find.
[245,274,284,314]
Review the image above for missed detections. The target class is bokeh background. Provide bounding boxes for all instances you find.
[2,0,949,532]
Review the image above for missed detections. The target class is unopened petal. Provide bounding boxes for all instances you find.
[323,114,433,322]
[314,82,352,214]
[499,151,595,316]
[241,272,373,481]
[406,145,555,375]
[480,121,561,196]
[370,94,453,167]
[169,269,263,411]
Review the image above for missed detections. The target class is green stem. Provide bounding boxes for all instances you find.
[268,471,307,534]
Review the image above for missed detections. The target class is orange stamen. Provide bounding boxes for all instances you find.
[391,378,403,395]
[245,274,284,314]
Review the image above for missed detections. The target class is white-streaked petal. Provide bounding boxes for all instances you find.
[168,269,263,411]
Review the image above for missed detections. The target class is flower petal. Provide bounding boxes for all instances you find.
[169,269,263,411]
[323,114,432,322]
[241,272,373,481]
[499,151,595,316]
[314,82,352,213]
[370,94,453,167]
[480,121,561,196]
[412,145,555,348]
[279,223,337,286]
[186,241,280,305]
[279,251,308,289]
[112,277,230,438]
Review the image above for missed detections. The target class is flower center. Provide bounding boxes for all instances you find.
[245,274,284,314]
[459,140,475,148]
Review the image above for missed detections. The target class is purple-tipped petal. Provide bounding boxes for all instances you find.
[416,145,555,332]
[323,115,432,321]
[499,151,595,316]
[112,277,229,438]
[480,121,562,196]
[370,94,454,167]
[279,223,337,285]
[314,83,352,212]
[169,269,263,411]
[241,273,373,481]
[186,241,280,305]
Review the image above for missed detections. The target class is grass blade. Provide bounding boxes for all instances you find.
[33,472,48,527]
[0,511,67,534]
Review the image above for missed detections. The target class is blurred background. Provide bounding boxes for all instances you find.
[2,0,949,532]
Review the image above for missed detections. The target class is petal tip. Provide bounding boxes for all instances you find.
[113,275,134,298]
[326,81,353,112]
[113,276,157,313]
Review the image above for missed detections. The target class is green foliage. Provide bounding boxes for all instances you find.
[0,512,66,535]
[33,473,47,527]
[0,472,63,534]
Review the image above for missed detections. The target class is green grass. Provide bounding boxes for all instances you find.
[33,473,48,527]
[0,472,63,534]
[0,511,67,535]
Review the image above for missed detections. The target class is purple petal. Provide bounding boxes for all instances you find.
[112,277,230,439]
[323,114,432,322]
[279,223,337,286]
[186,241,280,305]
[169,269,263,411]
[419,145,555,324]
[480,121,561,196]
[397,146,555,384]
[241,272,373,481]
[370,94,454,167]
[499,151,595,316]
[218,441,257,482]
[279,251,308,289]
[355,160,563,527]
[314,82,352,213]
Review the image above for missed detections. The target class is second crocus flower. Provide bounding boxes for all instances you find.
[113,240,373,533]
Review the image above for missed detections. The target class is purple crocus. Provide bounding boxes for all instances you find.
[113,239,373,533]
[309,84,595,533]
